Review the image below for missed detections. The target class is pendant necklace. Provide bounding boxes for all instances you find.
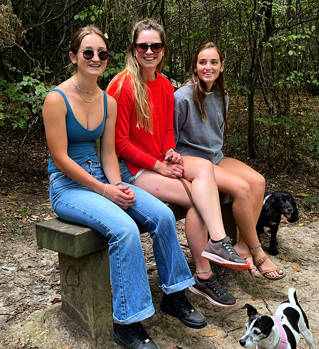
[71,76,98,103]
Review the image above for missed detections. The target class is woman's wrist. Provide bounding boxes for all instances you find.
[102,183,109,196]
[164,148,176,156]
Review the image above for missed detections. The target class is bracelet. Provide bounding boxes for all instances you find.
[103,183,109,196]
[115,182,123,186]
[164,148,176,156]
[153,160,158,170]
[195,270,211,275]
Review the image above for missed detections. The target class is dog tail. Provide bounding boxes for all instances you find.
[288,288,310,329]
[288,287,297,305]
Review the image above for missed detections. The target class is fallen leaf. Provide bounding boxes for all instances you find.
[279,254,291,262]
[8,195,16,199]
[251,296,257,301]
[51,297,61,304]
[199,328,217,337]
[296,193,309,197]
[291,262,301,272]
[299,223,304,227]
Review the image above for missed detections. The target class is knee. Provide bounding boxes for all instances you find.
[109,220,140,246]
[192,158,215,180]
[234,180,252,201]
[255,173,266,193]
[155,203,176,225]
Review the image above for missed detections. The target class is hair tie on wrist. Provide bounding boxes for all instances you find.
[115,182,123,186]
[103,183,109,196]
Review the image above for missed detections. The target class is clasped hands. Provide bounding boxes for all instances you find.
[103,183,135,210]
[154,150,184,178]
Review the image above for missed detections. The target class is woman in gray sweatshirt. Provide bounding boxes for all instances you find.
[174,42,285,282]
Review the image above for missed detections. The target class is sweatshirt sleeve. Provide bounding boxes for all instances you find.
[112,82,158,170]
[173,90,188,144]
[161,84,176,155]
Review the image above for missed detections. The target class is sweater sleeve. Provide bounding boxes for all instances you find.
[173,91,188,144]
[112,81,158,170]
[161,84,176,155]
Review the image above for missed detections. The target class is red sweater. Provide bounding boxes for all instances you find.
[108,73,176,175]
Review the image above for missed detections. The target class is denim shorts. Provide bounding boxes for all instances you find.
[119,160,145,184]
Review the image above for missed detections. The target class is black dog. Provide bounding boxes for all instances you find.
[257,192,299,255]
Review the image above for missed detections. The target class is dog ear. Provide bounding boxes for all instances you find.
[242,304,258,319]
[260,316,274,336]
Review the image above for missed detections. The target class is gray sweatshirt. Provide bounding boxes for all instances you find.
[174,84,228,165]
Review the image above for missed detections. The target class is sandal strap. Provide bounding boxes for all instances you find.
[254,254,268,269]
[254,255,282,275]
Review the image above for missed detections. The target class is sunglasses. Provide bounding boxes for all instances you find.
[135,43,164,53]
[80,49,109,61]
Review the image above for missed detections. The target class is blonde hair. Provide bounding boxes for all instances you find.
[108,18,167,132]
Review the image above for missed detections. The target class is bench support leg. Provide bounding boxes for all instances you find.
[59,249,113,341]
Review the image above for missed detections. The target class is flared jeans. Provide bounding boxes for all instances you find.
[49,160,194,324]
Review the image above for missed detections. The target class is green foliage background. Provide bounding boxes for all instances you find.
[0,0,318,171]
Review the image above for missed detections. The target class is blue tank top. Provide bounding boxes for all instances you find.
[48,88,107,173]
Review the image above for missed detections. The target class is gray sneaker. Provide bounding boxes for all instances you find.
[189,273,237,307]
[201,237,249,271]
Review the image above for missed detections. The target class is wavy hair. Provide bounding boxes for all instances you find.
[189,42,226,125]
[107,18,167,132]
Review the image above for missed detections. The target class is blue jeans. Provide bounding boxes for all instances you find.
[49,160,194,324]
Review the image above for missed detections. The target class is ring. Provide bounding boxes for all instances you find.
[175,172,178,176]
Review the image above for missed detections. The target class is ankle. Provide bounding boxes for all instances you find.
[211,236,227,243]
[197,273,214,282]
[165,289,185,299]
[195,270,213,280]
[249,244,261,251]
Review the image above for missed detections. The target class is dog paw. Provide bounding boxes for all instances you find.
[268,247,279,256]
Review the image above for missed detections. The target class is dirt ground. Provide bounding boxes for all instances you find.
[1,188,319,349]
[1,119,319,348]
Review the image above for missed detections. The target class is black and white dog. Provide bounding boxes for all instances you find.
[257,192,299,255]
[239,288,314,349]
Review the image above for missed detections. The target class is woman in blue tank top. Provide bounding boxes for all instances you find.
[42,25,205,349]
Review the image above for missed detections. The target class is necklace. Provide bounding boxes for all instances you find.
[71,77,98,103]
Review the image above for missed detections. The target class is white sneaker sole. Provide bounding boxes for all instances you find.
[201,251,250,271]
[188,286,236,308]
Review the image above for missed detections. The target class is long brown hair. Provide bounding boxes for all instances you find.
[107,18,167,132]
[190,42,227,125]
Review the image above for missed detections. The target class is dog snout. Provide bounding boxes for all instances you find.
[239,338,246,347]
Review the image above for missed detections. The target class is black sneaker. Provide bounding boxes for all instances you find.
[189,273,237,307]
[201,237,249,271]
[160,290,207,329]
[113,322,159,349]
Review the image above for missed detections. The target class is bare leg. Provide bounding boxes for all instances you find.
[135,171,212,279]
[182,156,227,240]
[214,158,284,279]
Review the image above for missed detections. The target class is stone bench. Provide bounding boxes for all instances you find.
[35,194,236,341]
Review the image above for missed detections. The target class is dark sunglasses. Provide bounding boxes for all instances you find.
[135,43,164,53]
[80,49,109,61]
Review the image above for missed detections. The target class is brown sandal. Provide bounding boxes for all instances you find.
[254,254,286,280]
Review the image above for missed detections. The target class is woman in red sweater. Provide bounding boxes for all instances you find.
[107,18,249,309]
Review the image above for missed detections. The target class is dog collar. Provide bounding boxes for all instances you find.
[263,193,272,205]
[257,315,288,349]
